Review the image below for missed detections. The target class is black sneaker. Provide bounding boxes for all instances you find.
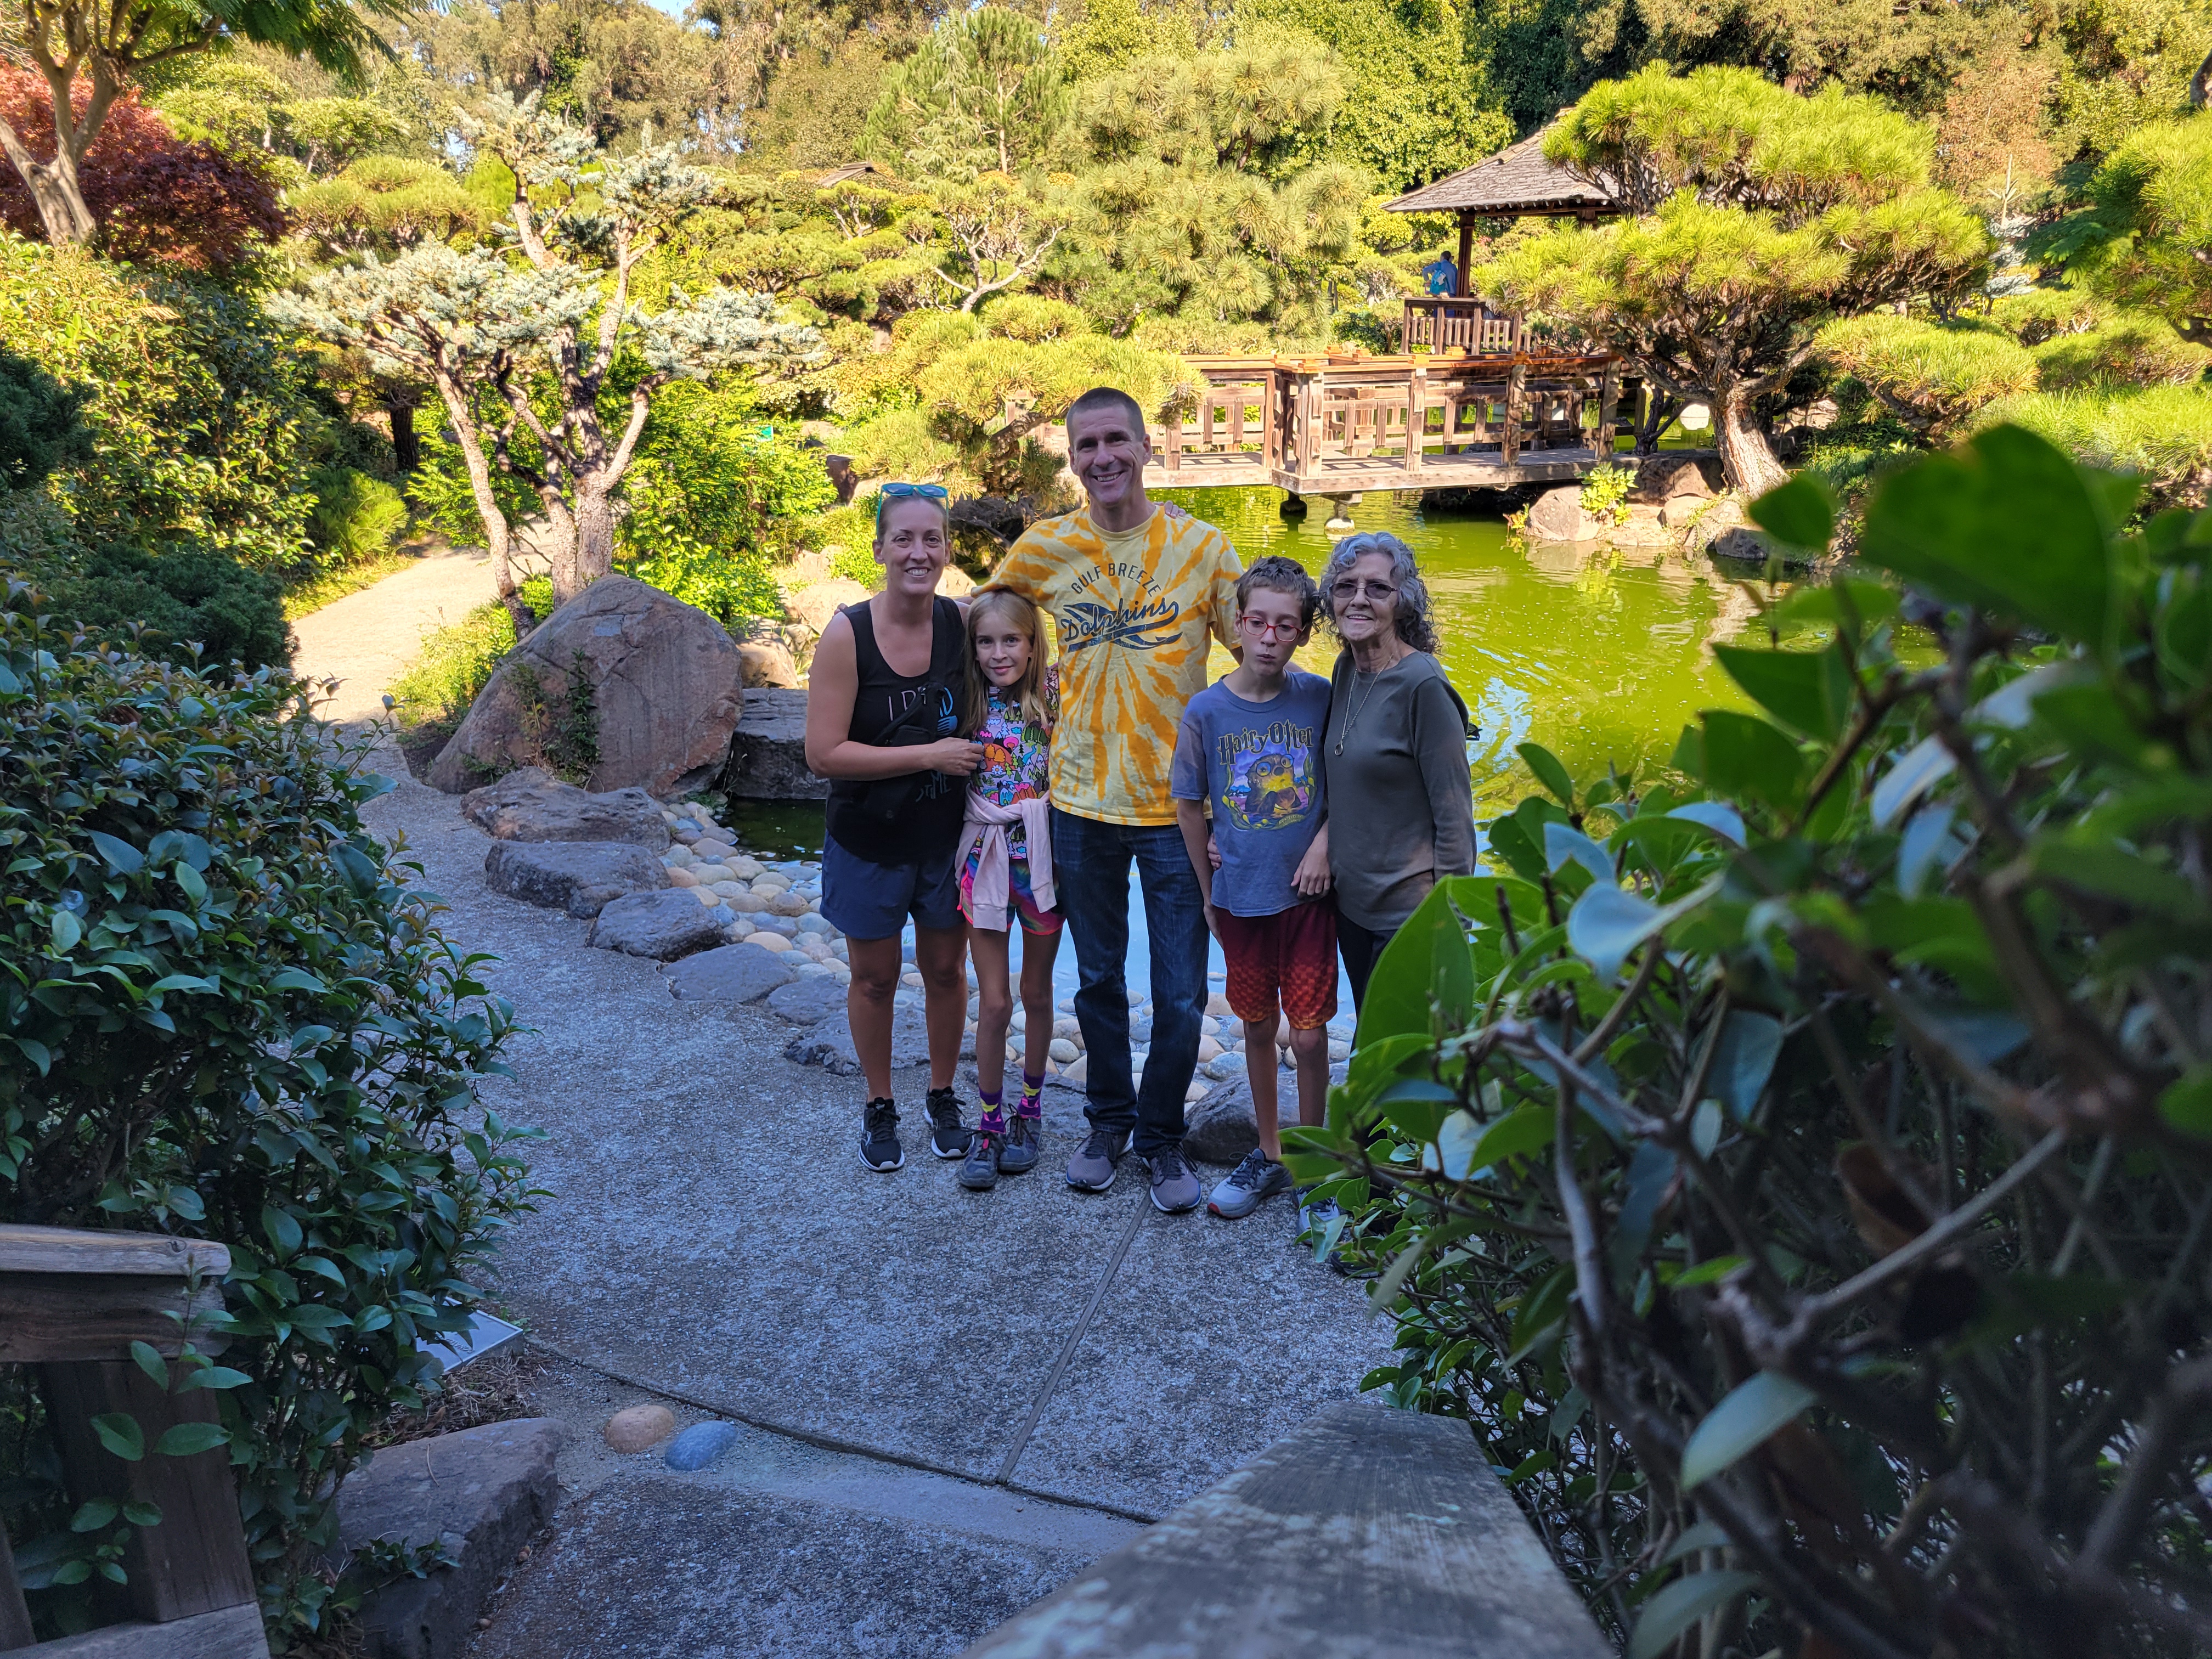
[924,1086,972,1159]
[960,1129,1002,1191]
[999,1115,1041,1175]
[861,1099,903,1172]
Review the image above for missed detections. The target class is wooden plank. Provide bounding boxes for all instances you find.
[0,1228,228,1282]
[2,1527,34,1651]
[0,1277,228,1364]
[8,1603,268,1658]
[1404,365,1425,475]
[1503,362,1525,466]
[40,1363,257,1624]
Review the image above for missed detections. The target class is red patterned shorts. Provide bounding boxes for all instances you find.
[1216,900,1339,1030]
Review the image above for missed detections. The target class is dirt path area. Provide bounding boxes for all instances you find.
[291,544,495,725]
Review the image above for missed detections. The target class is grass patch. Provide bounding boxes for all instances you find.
[281,548,420,620]
[387,577,555,778]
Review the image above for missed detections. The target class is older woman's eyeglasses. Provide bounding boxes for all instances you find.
[1330,578,1397,601]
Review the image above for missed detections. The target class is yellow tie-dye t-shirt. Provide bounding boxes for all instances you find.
[988,506,1243,827]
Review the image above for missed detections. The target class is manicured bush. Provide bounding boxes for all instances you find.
[0,584,534,1643]
[1300,428,2212,1658]
[27,540,290,673]
[1983,383,2212,509]
[0,345,86,488]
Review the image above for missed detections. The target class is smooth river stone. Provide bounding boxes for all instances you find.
[664,1420,739,1472]
[603,1403,675,1453]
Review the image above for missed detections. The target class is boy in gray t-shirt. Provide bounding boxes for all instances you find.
[1170,556,1336,1222]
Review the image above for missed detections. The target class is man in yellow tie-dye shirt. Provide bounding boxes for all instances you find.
[986,387,1243,1214]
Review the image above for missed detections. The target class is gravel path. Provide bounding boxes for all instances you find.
[296,566,1392,1658]
[291,544,497,725]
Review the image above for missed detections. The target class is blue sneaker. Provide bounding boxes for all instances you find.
[1209,1149,1291,1218]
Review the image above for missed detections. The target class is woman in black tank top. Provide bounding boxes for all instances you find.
[802,490,984,1173]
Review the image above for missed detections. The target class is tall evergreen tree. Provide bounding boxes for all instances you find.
[862,5,1068,179]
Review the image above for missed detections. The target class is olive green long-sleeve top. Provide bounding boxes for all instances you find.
[1321,650,1477,933]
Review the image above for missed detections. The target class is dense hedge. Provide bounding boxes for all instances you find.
[1304,427,2212,1659]
[0,586,535,1642]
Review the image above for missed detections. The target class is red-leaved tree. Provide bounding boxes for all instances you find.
[0,66,284,270]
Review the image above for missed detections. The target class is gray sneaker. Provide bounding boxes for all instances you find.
[1144,1144,1203,1215]
[1209,1149,1291,1218]
[960,1128,1001,1192]
[999,1114,1041,1175]
[1066,1127,1128,1192]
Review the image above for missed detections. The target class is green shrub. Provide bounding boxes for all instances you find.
[0,344,87,488]
[0,584,534,1643]
[306,464,408,565]
[1577,461,1633,524]
[2031,314,2211,391]
[1983,382,2212,509]
[1297,429,2212,1657]
[1814,314,2039,436]
[387,577,554,731]
[25,539,289,672]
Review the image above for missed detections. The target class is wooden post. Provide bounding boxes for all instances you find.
[1405,365,1426,476]
[1455,212,1474,297]
[1163,402,1181,475]
[1597,363,1620,459]
[1503,362,1526,466]
[2,1528,33,1650]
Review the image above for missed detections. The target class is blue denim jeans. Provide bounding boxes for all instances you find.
[1049,809,1208,1155]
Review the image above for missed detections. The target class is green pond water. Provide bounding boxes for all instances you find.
[1156,484,1765,819]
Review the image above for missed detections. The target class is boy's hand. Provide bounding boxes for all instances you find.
[1206,833,1222,871]
[1292,831,1331,896]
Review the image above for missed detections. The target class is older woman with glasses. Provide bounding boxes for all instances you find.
[1305,531,1477,1012]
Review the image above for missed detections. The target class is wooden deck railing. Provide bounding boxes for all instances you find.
[1402,297,1522,356]
[1,1225,268,1659]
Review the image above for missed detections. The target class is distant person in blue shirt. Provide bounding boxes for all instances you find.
[1422,251,1458,296]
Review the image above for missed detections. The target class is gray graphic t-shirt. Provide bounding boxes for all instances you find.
[1169,671,1331,917]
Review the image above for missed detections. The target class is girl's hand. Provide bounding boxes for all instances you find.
[1293,828,1331,897]
[1206,833,1222,871]
[923,737,986,776]
[1201,900,1222,942]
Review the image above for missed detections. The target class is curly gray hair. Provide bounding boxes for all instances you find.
[1316,531,1437,654]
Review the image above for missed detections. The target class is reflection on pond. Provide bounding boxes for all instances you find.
[1158,485,1770,817]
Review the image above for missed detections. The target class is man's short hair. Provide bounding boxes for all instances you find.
[1235,555,1321,631]
[1065,386,1147,442]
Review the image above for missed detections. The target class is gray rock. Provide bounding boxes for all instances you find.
[721,688,827,802]
[1677,494,1747,556]
[962,1401,1610,1659]
[666,943,796,1004]
[1628,450,1722,504]
[664,1420,739,1472]
[765,977,848,1025]
[1525,484,1597,543]
[460,767,669,850]
[483,839,668,918]
[430,575,744,799]
[337,1418,562,1659]
[1183,1077,1261,1166]
[586,890,730,960]
[785,1003,933,1075]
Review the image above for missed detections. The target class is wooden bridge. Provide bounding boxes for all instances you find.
[1125,350,1625,499]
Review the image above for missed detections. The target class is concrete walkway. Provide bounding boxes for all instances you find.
[290,544,498,724]
[297,573,1394,1659]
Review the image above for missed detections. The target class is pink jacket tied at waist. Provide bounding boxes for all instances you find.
[957,795,1056,930]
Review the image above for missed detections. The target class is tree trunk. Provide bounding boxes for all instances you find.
[387,403,419,477]
[563,489,617,605]
[431,375,532,638]
[1716,395,1790,499]
[0,132,95,244]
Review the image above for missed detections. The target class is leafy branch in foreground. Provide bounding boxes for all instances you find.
[1296,425,2212,1658]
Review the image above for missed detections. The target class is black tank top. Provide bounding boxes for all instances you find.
[825,596,968,866]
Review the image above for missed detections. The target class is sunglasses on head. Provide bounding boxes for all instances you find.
[881,481,950,500]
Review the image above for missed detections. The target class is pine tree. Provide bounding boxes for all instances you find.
[1480,65,1991,495]
[862,6,1068,180]
[272,93,816,623]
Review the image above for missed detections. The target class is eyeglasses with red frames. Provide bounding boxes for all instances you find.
[1238,614,1301,640]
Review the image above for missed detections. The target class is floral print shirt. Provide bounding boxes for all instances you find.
[969,668,1057,861]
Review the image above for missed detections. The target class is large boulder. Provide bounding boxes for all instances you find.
[722,689,828,802]
[785,996,932,1074]
[1524,485,1597,544]
[785,578,868,635]
[586,889,731,960]
[1184,1077,1263,1166]
[483,839,668,918]
[428,576,743,799]
[1628,451,1723,504]
[337,1418,562,1659]
[461,766,669,849]
[737,638,803,689]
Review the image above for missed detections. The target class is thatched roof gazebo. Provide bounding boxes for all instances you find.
[1384,128,1620,353]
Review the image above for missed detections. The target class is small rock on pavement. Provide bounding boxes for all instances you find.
[336,1419,562,1659]
[785,1002,932,1075]
[666,943,795,1004]
[586,889,730,960]
[603,1403,676,1453]
[665,1420,741,1472]
[461,766,670,850]
[765,977,847,1025]
[1183,1077,1261,1166]
[483,839,668,919]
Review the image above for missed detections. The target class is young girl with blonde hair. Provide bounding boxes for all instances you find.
[952,588,1063,1191]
